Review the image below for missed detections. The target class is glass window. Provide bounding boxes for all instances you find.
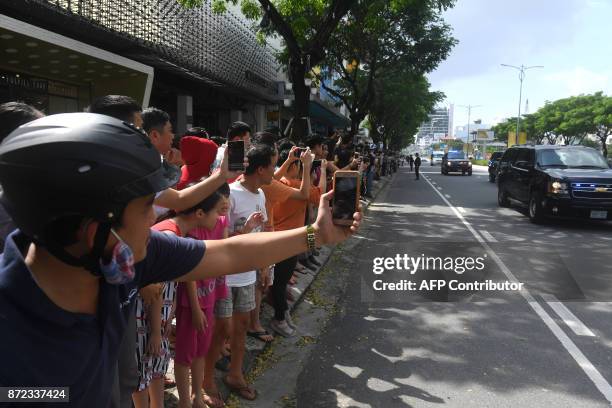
[538,148,608,169]
[447,151,466,159]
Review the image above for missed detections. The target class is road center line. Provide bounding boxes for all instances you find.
[480,230,498,243]
[542,294,596,337]
[421,174,612,403]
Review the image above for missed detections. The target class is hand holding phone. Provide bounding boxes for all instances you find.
[228,140,245,171]
[332,171,361,225]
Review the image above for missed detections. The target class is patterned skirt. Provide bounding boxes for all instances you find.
[135,281,176,391]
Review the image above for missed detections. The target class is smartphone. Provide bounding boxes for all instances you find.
[227,140,245,171]
[332,171,361,225]
[311,159,322,172]
[294,147,306,158]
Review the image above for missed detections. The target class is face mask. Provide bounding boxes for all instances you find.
[99,229,136,285]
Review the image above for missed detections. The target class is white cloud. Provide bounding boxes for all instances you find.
[543,67,611,96]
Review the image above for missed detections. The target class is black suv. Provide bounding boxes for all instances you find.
[488,151,504,182]
[496,145,612,223]
[441,151,472,175]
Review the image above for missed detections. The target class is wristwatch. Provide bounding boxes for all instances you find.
[306,224,316,250]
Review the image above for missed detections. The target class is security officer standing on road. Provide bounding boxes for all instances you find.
[414,153,421,180]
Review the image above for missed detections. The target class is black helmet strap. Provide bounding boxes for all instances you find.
[43,221,112,276]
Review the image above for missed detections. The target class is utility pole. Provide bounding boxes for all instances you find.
[458,104,482,156]
[501,64,543,145]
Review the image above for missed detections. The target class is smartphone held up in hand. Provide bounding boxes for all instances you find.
[332,171,360,226]
[228,140,245,171]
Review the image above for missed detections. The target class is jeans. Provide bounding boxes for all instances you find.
[271,256,298,321]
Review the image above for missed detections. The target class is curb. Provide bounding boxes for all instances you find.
[227,172,396,395]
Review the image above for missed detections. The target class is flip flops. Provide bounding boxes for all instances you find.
[223,376,258,401]
[247,330,274,343]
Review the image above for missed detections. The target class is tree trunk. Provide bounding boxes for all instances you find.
[348,113,363,140]
[289,61,309,142]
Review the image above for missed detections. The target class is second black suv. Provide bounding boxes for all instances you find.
[441,151,472,175]
[488,151,504,182]
[496,145,612,223]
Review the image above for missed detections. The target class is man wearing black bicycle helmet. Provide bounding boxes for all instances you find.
[0,113,362,407]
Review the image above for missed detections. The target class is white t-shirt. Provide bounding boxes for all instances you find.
[227,181,268,287]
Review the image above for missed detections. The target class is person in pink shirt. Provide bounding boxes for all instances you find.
[168,185,228,408]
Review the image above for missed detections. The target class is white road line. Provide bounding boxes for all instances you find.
[542,294,596,337]
[421,175,612,403]
[457,207,467,214]
[480,230,498,243]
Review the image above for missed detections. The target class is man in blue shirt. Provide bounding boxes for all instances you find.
[0,113,361,407]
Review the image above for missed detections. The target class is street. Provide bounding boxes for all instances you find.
[297,164,612,408]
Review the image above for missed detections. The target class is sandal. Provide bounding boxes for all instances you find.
[223,376,258,401]
[247,330,274,343]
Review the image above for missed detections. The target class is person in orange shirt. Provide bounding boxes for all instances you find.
[247,132,314,342]
[270,148,327,336]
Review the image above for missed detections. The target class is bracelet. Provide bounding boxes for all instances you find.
[306,224,316,250]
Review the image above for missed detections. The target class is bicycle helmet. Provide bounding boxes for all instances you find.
[0,112,180,272]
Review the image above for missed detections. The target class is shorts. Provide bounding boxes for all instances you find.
[174,305,214,367]
[214,283,256,318]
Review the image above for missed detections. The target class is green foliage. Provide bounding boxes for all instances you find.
[318,0,456,133]
[446,139,464,149]
[494,92,612,156]
[369,70,443,149]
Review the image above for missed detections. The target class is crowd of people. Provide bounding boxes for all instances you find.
[0,96,369,408]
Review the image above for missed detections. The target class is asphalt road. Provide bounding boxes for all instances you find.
[297,163,612,408]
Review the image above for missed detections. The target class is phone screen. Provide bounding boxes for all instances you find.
[228,141,244,171]
[332,176,358,221]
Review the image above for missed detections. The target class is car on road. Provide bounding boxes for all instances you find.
[441,151,472,175]
[496,145,612,223]
[488,151,505,182]
[430,151,444,166]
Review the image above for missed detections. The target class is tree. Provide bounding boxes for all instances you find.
[368,69,443,150]
[590,92,612,157]
[554,95,593,145]
[315,0,456,137]
[492,118,518,143]
[179,0,357,140]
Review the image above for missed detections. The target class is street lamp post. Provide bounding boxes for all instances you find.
[458,104,482,156]
[501,64,543,145]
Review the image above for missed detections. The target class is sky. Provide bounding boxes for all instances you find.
[427,0,612,131]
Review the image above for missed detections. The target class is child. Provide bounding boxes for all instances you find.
[191,188,263,408]
[133,186,226,408]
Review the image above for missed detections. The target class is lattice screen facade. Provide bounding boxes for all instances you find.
[3,0,281,100]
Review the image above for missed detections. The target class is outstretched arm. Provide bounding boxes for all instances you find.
[177,191,361,282]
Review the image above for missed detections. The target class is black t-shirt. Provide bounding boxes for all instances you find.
[0,230,205,407]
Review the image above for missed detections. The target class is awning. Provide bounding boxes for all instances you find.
[309,99,350,128]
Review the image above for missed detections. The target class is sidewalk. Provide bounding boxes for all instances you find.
[163,170,398,407]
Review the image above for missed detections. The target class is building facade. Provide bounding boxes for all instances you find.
[416,106,452,142]
[0,0,286,136]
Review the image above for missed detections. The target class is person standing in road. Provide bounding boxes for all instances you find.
[414,153,421,180]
